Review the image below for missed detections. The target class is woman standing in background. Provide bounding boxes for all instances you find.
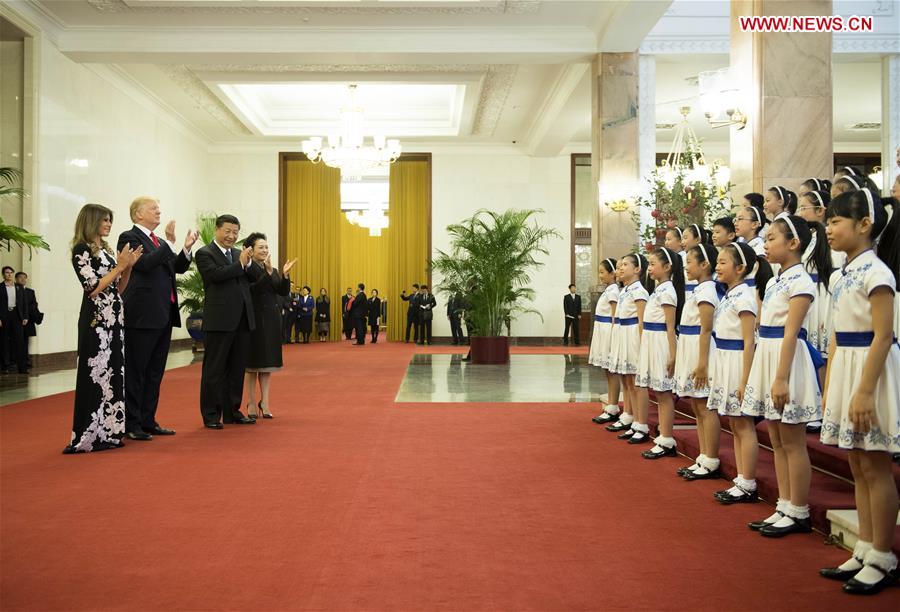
[316,288,331,342]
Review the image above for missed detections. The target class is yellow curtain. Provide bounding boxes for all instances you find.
[283,157,430,341]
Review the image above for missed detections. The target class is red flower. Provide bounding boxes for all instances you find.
[666,220,676,228]
[682,207,690,214]
[651,209,660,219]
[644,241,654,252]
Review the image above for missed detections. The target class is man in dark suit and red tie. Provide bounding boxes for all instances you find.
[195,214,263,428]
[117,197,198,440]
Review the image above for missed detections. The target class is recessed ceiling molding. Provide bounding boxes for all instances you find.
[91,0,541,14]
[522,62,588,156]
[472,64,517,136]
[212,81,471,137]
[158,65,253,135]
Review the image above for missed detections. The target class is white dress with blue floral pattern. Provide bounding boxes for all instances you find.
[707,283,757,416]
[588,283,619,368]
[674,280,719,398]
[820,250,900,452]
[607,281,649,376]
[636,281,677,391]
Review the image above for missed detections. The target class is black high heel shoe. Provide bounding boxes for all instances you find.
[259,401,274,419]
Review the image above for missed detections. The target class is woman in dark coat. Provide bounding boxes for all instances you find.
[368,289,382,344]
[316,288,331,341]
[296,285,314,343]
[244,232,296,419]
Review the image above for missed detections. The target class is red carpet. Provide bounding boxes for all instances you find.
[1,341,896,610]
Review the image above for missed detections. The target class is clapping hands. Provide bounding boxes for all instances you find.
[283,258,297,275]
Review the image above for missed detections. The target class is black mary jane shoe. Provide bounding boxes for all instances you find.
[806,423,822,434]
[820,560,864,582]
[842,565,898,595]
[617,429,636,440]
[606,421,632,432]
[748,512,783,531]
[717,489,759,505]
[592,412,619,424]
[682,467,720,481]
[627,432,651,445]
[676,465,695,476]
[760,517,812,538]
[642,445,677,459]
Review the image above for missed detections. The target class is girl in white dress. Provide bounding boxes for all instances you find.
[742,215,827,537]
[708,242,773,505]
[634,247,683,455]
[590,259,623,425]
[818,188,900,595]
[605,255,651,438]
[664,227,683,254]
[735,203,767,259]
[675,244,723,480]
[798,177,832,198]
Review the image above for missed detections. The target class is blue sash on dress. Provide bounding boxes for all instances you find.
[594,315,613,323]
[617,317,639,326]
[643,322,666,332]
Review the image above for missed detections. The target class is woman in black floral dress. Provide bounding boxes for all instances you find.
[65,204,142,454]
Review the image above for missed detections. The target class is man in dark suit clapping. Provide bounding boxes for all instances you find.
[195,214,262,428]
[117,197,198,440]
[350,283,368,345]
[400,283,420,343]
[563,283,582,346]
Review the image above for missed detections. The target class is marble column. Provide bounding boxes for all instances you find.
[591,52,640,275]
[730,0,833,197]
[882,53,899,193]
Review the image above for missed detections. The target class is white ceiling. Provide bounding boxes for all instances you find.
[7,0,892,155]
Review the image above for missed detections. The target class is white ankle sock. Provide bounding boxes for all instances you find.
[604,406,621,416]
[769,514,796,529]
[837,541,872,571]
[762,511,782,524]
[737,477,757,492]
[632,422,649,434]
[701,456,720,471]
[786,503,810,520]
[653,436,676,448]
[619,413,634,425]
[853,549,898,585]
[775,498,789,514]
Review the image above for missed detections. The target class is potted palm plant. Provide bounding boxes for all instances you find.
[432,209,559,364]
[176,213,217,350]
[0,167,49,256]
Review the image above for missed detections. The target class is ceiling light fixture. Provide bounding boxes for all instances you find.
[301,84,402,181]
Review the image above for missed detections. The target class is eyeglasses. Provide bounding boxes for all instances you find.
[797,205,821,212]
[734,216,752,222]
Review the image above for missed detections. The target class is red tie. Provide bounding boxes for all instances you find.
[150,234,176,304]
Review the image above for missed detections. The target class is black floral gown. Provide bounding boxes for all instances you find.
[65,243,126,453]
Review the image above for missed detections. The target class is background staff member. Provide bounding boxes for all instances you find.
[447,292,464,345]
[401,283,421,343]
[1,265,30,374]
[417,285,436,346]
[350,283,368,345]
[341,287,354,340]
[369,289,382,344]
[563,283,581,346]
[14,272,41,370]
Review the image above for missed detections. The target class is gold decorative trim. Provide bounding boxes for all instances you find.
[89,0,540,15]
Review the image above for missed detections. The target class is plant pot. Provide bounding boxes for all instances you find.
[471,336,510,364]
[186,314,204,350]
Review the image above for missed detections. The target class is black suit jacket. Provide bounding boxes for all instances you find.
[368,296,382,321]
[3,283,29,320]
[401,291,421,314]
[195,243,262,332]
[117,225,192,329]
[350,291,368,320]
[564,293,581,317]
[22,287,41,336]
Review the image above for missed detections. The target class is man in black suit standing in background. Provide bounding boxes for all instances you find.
[349,283,368,345]
[417,285,437,346]
[1,265,30,374]
[400,283,420,343]
[447,291,464,345]
[563,283,581,346]
[14,272,41,369]
[117,196,198,440]
[341,287,354,340]
[195,214,262,428]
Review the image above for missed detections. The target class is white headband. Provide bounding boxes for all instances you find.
[843,166,858,176]
[782,215,800,239]
[730,241,747,268]
[862,187,875,222]
[697,245,708,263]
[843,175,860,189]
[661,248,673,265]
[634,254,642,271]
[748,206,761,223]
[811,191,824,207]
[774,186,785,202]
[811,178,821,190]
[674,227,683,239]
[605,258,614,271]
[690,223,701,240]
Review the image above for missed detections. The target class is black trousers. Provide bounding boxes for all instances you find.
[282,314,294,343]
[354,317,366,344]
[405,311,419,343]
[124,326,172,433]
[449,315,463,344]
[200,314,250,425]
[1,310,27,373]
[343,316,354,340]
[417,318,432,344]
[370,322,379,343]
[563,316,580,345]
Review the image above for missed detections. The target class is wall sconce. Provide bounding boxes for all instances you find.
[599,181,636,213]
[868,166,883,189]
[698,68,747,130]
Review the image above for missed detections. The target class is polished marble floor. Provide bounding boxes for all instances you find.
[395,354,608,403]
[0,348,200,407]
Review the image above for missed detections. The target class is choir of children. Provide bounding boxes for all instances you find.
[588,175,900,596]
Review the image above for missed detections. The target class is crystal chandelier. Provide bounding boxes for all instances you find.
[301,85,402,181]
[658,106,729,190]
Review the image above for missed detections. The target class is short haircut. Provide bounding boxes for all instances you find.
[421,284,429,290]
[412,283,420,288]
[243,232,266,249]
[358,283,365,290]
[303,285,311,293]
[568,283,576,289]
[129,196,158,222]
[15,272,27,279]
[2,266,14,274]
[216,214,240,228]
